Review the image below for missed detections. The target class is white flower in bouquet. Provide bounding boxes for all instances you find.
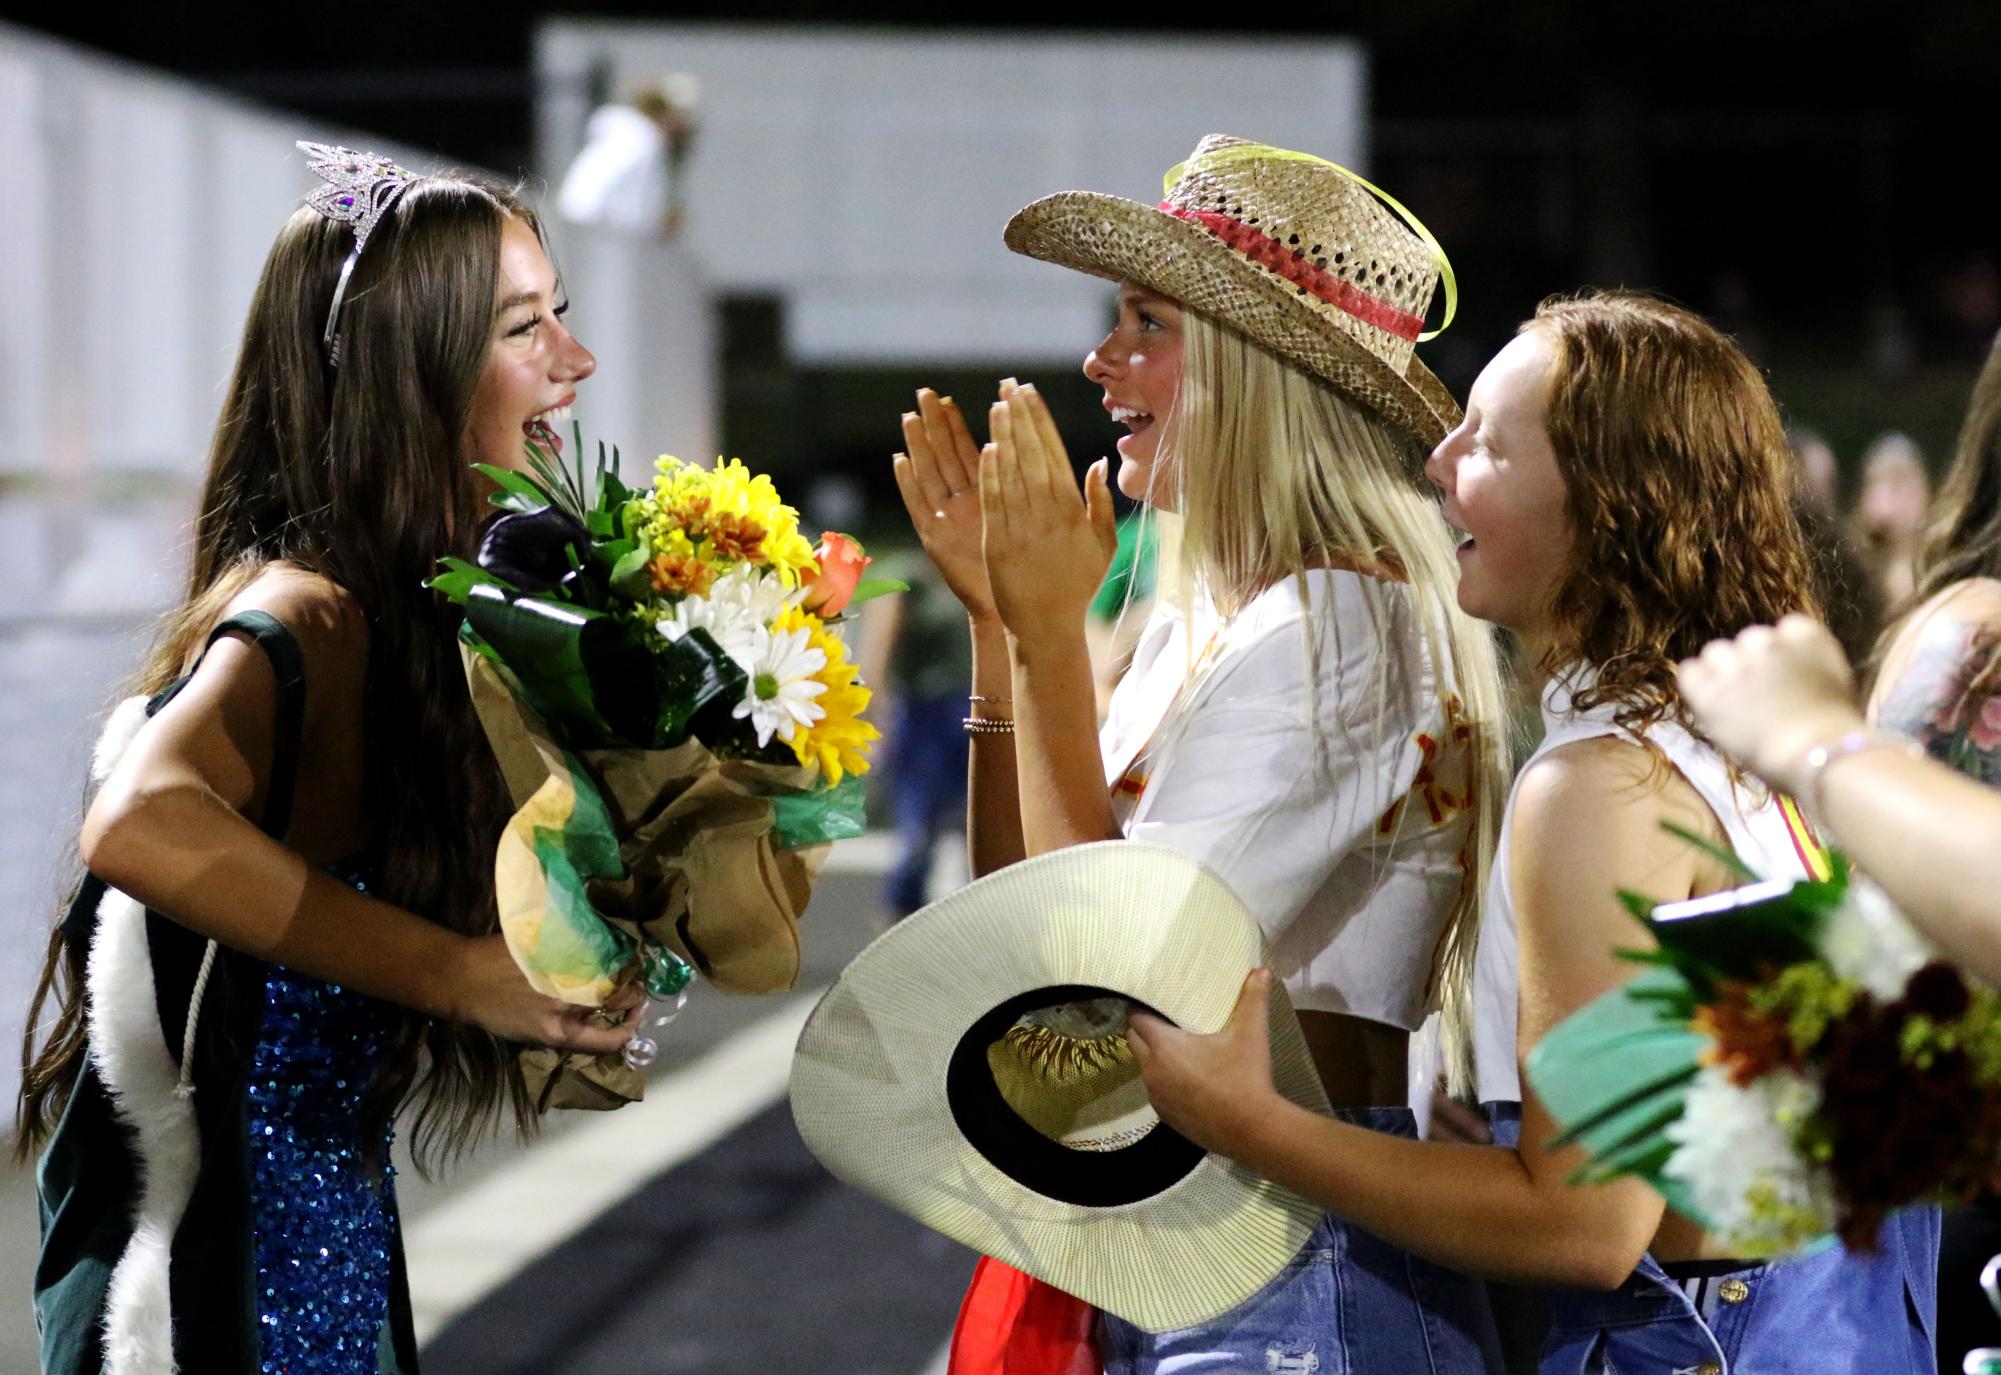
[1664,1066,1837,1258]
[734,621,827,747]
[1820,874,1935,1002]
[655,564,798,672]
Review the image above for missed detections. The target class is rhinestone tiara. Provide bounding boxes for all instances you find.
[296,140,422,365]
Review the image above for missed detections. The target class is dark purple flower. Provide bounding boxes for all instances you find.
[1903,963,1971,1023]
[478,506,592,595]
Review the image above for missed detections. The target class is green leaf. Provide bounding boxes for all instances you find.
[1527,966,1703,1142]
[521,438,586,520]
[609,535,654,595]
[475,463,554,511]
[650,626,749,748]
[1524,963,1721,1226]
[843,578,910,609]
[1660,819,1760,881]
[1618,889,1659,923]
[428,569,483,603]
[462,585,659,745]
[427,556,515,605]
[1569,1134,1679,1185]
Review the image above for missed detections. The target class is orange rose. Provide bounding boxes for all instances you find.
[800,532,871,616]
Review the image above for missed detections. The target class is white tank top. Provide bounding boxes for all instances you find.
[1471,668,1825,1104]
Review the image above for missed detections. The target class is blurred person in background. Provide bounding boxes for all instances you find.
[1788,428,1883,666]
[1864,328,2001,1373]
[1789,426,1841,513]
[1852,431,1932,610]
[1132,292,1937,1375]
[861,552,974,919]
[18,146,636,1374]
[555,75,700,238]
[894,137,1511,1374]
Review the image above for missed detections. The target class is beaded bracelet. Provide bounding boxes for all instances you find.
[1801,729,1924,817]
[963,716,1016,736]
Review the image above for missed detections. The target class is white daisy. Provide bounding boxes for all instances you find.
[1663,1065,1836,1257]
[656,564,800,675]
[656,588,758,670]
[733,621,827,747]
[1821,875,1935,1002]
[717,561,803,625]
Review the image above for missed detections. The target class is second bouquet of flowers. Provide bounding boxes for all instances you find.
[434,434,893,1107]
[1524,834,2001,1258]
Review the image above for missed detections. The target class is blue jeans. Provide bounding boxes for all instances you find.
[1098,1108,1503,1373]
[1489,1103,1939,1374]
[884,695,969,917]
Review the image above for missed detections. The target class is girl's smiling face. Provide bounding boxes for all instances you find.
[1083,283,1185,508]
[464,216,597,474]
[1424,328,1574,648]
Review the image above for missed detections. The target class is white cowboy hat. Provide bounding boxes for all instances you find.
[788,840,1332,1331]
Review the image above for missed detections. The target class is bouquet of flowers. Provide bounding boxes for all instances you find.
[433,432,894,1107]
[1524,833,2001,1257]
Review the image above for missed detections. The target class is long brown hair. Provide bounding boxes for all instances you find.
[1879,330,2001,643]
[1530,291,1820,730]
[18,170,539,1166]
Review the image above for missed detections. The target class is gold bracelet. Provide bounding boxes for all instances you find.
[969,693,1012,707]
[963,716,1016,736]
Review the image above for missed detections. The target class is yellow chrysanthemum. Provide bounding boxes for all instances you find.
[774,606,879,784]
[637,456,820,587]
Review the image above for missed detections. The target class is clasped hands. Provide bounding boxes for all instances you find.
[892,379,1118,640]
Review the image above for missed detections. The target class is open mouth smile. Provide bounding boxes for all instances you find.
[524,401,574,457]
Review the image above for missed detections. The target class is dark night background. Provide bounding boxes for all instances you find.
[7,0,1996,483]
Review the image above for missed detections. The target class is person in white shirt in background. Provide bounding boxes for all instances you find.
[555,75,699,238]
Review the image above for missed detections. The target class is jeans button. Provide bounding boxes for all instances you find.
[1719,1278,1751,1304]
[1695,1363,1722,1375]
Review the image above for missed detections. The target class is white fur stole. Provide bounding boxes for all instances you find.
[83,693,193,1374]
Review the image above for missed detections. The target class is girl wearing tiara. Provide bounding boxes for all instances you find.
[1129,292,1938,1374]
[20,145,631,1374]
[894,135,1510,1372]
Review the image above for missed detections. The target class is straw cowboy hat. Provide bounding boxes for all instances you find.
[1005,133,1463,447]
[788,841,1333,1332]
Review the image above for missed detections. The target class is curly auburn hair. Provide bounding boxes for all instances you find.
[1529,291,1821,733]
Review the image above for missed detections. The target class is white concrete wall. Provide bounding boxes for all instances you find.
[0,22,422,484]
[557,230,718,467]
[534,22,1368,365]
[0,21,718,590]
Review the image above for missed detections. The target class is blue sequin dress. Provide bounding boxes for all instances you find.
[35,612,423,1375]
[248,865,402,1374]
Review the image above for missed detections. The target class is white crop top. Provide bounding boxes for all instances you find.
[1471,669,1824,1104]
[1100,569,1475,1031]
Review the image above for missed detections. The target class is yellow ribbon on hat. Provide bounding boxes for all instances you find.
[1164,142,1458,342]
